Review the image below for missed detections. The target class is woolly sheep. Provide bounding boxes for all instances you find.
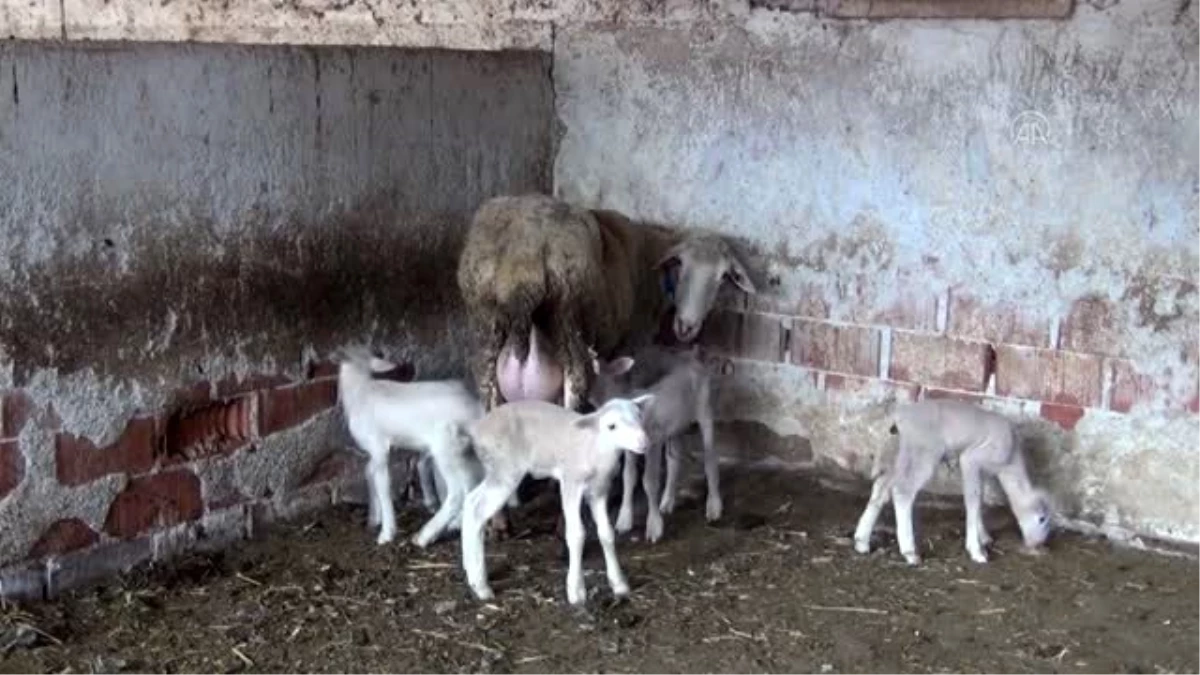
[852,399,1053,565]
[588,345,718,543]
[338,349,486,548]
[458,396,655,605]
[456,193,756,415]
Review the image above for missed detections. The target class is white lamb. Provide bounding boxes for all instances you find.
[459,396,655,605]
[853,399,1053,565]
[587,345,717,544]
[337,348,486,548]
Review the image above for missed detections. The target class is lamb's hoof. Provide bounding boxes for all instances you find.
[968,549,989,564]
[412,530,436,549]
[854,539,871,555]
[611,580,630,599]
[615,509,634,534]
[705,497,723,523]
[422,500,439,514]
[471,584,495,602]
[377,529,396,546]
[659,497,676,515]
[902,551,921,566]
[645,516,664,544]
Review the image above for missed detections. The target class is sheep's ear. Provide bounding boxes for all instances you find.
[724,255,757,294]
[572,413,599,430]
[655,242,687,270]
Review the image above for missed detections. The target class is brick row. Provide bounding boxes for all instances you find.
[700,307,1197,417]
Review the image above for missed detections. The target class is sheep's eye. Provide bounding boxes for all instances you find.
[607,423,616,431]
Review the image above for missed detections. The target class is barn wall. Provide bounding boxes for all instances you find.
[0,42,555,597]
[553,0,1200,543]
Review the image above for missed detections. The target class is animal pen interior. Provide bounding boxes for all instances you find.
[0,0,1197,672]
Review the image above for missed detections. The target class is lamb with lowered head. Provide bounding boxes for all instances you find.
[853,399,1054,565]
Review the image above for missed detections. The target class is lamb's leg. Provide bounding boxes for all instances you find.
[364,439,396,545]
[853,473,893,554]
[366,456,381,529]
[659,437,681,515]
[642,442,665,543]
[588,484,630,599]
[960,449,989,564]
[462,475,517,602]
[892,440,938,565]
[561,481,588,605]
[414,442,472,548]
[615,451,639,534]
[417,453,440,513]
[700,412,721,522]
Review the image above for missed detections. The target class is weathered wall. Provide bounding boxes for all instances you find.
[0,41,554,597]
[554,0,1200,543]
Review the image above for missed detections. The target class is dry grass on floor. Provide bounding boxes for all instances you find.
[1,468,1197,674]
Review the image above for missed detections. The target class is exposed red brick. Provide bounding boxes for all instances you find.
[870,290,940,332]
[258,380,338,436]
[791,320,880,377]
[1109,360,1155,413]
[0,439,23,499]
[170,382,213,408]
[1041,403,1086,431]
[103,469,204,539]
[824,373,920,401]
[1061,294,1122,355]
[890,332,993,392]
[995,346,1104,408]
[28,518,100,559]
[56,417,158,487]
[216,373,294,398]
[923,388,984,405]
[300,450,361,488]
[2,390,34,438]
[163,397,254,463]
[947,291,1048,347]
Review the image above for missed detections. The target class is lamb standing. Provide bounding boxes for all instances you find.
[588,345,718,543]
[459,396,655,605]
[457,193,756,415]
[338,349,486,547]
[853,399,1053,565]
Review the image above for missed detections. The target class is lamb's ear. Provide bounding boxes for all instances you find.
[631,393,656,412]
[725,255,757,294]
[572,412,600,430]
[605,356,636,376]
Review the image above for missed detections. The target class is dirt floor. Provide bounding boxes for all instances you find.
[1,466,1197,674]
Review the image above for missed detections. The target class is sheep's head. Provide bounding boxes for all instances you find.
[657,235,756,343]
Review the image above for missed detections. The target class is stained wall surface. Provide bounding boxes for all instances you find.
[0,42,554,596]
[553,0,1200,543]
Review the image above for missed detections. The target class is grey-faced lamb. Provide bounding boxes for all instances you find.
[456,193,756,415]
[588,345,717,543]
[459,396,655,605]
[852,399,1053,565]
[338,349,486,548]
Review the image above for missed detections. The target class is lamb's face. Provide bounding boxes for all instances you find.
[589,395,654,454]
[659,238,757,343]
[1015,493,1053,549]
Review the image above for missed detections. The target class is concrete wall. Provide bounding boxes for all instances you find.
[554,0,1200,543]
[0,41,554,597]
